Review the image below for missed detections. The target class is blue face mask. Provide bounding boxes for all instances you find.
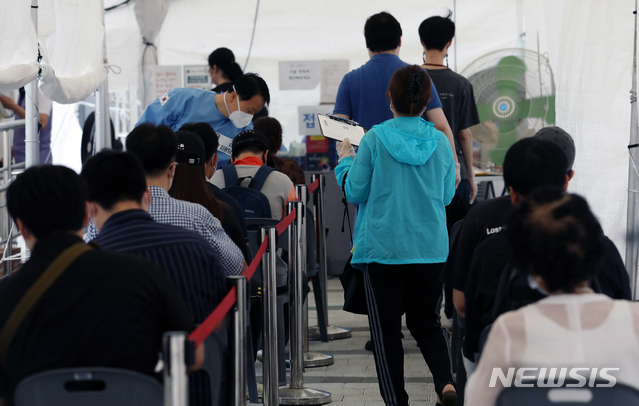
[223,86,254,128]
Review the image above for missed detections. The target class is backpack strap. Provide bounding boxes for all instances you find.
[222,163,240,187]
[0,242,93,366]
[251,165,275,191]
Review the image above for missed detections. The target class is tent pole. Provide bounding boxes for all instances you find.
[626,0,639,300]
[25,0,40,168]
[94,0,111,152]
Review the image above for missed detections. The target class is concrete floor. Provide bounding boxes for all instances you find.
[255,278,451,405]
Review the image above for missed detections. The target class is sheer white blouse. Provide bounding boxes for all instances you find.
[465,293,639,405]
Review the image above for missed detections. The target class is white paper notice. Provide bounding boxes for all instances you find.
[151,66,182,100]
[184,65,212,90]
[320,60,350,104]
[279,61,321,90]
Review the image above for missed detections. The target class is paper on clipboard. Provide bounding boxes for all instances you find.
[317,114,366,146]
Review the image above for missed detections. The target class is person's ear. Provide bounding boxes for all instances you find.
[141,188,151,211]
[446,39,453,49]
[566,170,575,183]
[15,218,29,240]
[230,154,236,163]
[509,187,523,205]
[420,40,426,49]
[398,37,402,48]
[169,162,177,180]
[212,153,218,169]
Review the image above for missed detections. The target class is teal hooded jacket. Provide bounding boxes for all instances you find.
[335,116,456,269]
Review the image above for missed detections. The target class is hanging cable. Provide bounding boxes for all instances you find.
[105,0,131,12]
[243,0,261,71]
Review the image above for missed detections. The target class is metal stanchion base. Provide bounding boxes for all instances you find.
[308,325,352,341]
[279,387,332,405]
[303,351,334,367]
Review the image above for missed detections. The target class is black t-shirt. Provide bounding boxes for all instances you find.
[463,232,510,358]
[426,68,480,180]
[440,195,513,291]
[0,234,194,405]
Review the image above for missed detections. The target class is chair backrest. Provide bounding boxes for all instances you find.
[14,367,163,406]
[497,381,639,406]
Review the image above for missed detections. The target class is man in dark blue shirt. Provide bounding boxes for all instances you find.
[333,11,461,185]
[81,151,226,406]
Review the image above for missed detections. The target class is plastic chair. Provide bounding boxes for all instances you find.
[496,381,639,405]
[14,367,163,406]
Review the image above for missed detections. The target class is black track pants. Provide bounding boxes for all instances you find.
[363,262,455,406]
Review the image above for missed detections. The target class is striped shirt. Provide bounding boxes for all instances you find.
[92,209,224,406]
[86,186,243,275]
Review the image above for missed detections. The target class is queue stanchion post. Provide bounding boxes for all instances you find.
[163,331,190,406]
[296,184,334,368]
[228,275,247,406]
[279,201,332,405]
[261,227,279,406]
[3,130,13,276]
[309,174,351,341]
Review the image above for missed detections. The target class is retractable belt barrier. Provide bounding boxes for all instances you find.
[165,178,322,406]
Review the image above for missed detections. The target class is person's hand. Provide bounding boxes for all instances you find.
[0,95,18,111]
[469,175,478,204]
[455,163,461,189]
[336,137,356,163]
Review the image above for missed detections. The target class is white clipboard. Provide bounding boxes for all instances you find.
[317,113,366,146]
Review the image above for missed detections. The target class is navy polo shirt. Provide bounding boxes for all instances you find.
[334,54,443,131]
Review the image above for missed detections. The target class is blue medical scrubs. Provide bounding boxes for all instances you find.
[136,88,253,165]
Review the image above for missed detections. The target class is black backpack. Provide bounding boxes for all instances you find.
[221,163,273,219]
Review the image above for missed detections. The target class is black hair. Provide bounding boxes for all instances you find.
[387,65,432,116]
[418,11,455,51]
[7,165,87,239]
[507,187,604,293]
[364,12,402,53]
[178,123,218,163]
[81,151,147,210]
[208,47,244,83]
[235,73,270,105]
[253,117,283,154]
[126,123,178,177]
[502,138,567,196]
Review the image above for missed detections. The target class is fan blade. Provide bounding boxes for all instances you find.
[476,103,497,122]
[514,95,556,123]
[495,56,526,100]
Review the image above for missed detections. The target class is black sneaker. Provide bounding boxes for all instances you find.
[365,340,374,351]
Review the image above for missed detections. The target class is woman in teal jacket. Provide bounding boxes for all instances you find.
[336,65,457,406]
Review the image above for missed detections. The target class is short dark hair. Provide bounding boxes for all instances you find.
[364,12,402,53]
[179,122,219,162]
[232,129,270,157]
[126,123,177,177]
[235,73,270,105]
[387,65,432,116]
[418,12,455,51]
[81,151,147,210]
[7,165,87,239]
[503,138,567,196]
[207,47,244,83]
[253,117,282,153]
[507,187,604,293]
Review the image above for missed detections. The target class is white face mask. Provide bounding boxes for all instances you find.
[224,87,254,128]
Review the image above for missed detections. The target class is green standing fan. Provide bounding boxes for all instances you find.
[461,49,556,170]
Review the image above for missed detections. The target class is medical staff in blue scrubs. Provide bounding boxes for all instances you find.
[136,73,270,166]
